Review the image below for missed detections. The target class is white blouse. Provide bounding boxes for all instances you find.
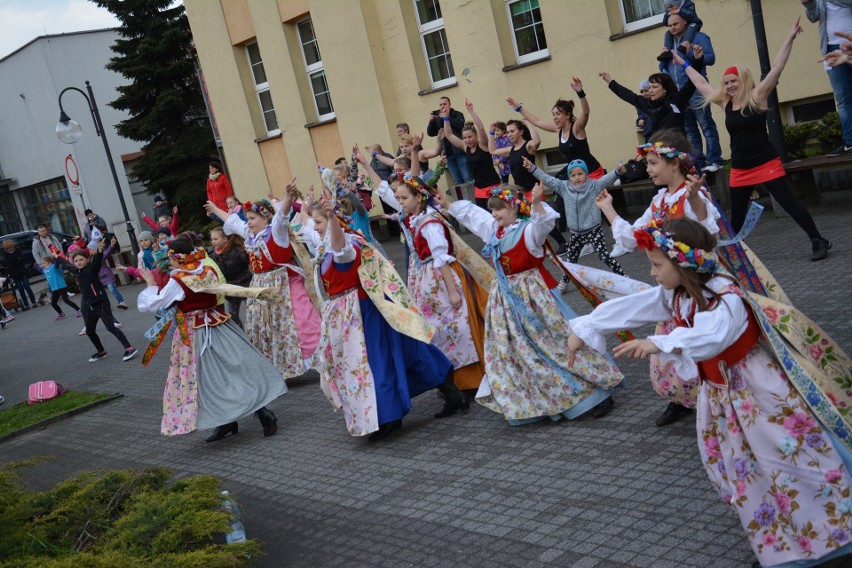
[569,276,748,381]
[375,180,402,212]
[447,199,559,257]
[223,206,291,248]
[611,186,721,252]
[410,207,455,268]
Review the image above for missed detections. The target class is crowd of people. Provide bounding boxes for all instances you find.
[2,4,852,567]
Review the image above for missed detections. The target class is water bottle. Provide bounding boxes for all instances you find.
[221,490,246,543]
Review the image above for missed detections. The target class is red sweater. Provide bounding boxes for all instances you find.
[206,174,234,211]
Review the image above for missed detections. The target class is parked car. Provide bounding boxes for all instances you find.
[0,230,77,277]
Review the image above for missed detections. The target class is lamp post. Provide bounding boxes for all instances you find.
[56,81,139,256]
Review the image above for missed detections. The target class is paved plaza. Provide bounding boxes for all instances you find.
[1,192,850,567]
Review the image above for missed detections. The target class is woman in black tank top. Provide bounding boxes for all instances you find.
[442,99,501,209]
[676,19,831,261]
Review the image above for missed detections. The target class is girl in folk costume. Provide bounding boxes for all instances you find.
[384,173,489,394]
[307,197,465,441]
[432,185,623,425]
[205,190,321,379]
[568,218,852,568]
[137,237,286,442]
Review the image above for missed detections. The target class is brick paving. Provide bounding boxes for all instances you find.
[1,192,850,567]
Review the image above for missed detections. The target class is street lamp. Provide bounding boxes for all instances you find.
[56,81,139,256]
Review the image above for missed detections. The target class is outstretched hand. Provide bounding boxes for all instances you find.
[595,189,613,210]
[612,339,661,359]
[521,156,535,171]
[684,173,707,200]
[464,98,474,112]
[138,268,157,287]
[790,16,803,39]
[570,76,583,92]
[566,334,586,369]
[598,71,612,84]
[432,189,450,209]
[530,182,544,203]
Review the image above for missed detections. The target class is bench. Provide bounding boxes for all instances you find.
[783,153,852,207]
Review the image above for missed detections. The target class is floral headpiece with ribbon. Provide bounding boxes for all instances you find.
[168,246,207,271]
[633,222,717,274]
[637,141,696,174]
[243,199,275,220]
[401,173,432,200]
[489,186,530,218]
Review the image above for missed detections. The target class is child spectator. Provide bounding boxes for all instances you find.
[225,195,248,222]
[209,227,252,329]
[490,122,511,184]
[657,0,702,61]
[141,206,179,236]
[636,79,654,139]
[98,235,127,310]
[137,231,156,270]
[152,195,170,220]
[38,256,81,320]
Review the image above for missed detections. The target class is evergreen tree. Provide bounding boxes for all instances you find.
[93,0,216,229]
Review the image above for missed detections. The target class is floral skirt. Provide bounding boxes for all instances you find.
[649,319,700,408]
[476,269,623,422]
[247,267,321,379]
[697,345,852,567]
[161,321,287,436]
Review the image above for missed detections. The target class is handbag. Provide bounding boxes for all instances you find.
[27,381,66,405]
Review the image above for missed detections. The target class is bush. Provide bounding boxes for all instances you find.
[0,462,260,567]
[783,121,816,159]
[816,111,842,154]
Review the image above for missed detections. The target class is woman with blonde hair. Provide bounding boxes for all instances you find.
[678,17,832,261]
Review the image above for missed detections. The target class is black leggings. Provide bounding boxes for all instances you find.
[730,177,821,241]
[51,289,79,314]
[84,301,130,353]
[225,296,245,329]
[563,226,626,276]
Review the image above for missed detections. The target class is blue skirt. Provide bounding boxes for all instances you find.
[360,297,450,425]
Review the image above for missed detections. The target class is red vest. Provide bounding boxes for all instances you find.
[321,247,367,300]
[496,226,557,289]
[172,268,230,327]
[248,235,294,273]
[412,218,454,261]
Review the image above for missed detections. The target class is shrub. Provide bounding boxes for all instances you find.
[816,111,842,154]
[783,121,816,159]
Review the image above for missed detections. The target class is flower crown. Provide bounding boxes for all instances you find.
[243,199,275,220]
[168,246,207,271]
[633,222,717,274]
[401,173,432,199]
[637,142,697,174]
[489,186,530,218]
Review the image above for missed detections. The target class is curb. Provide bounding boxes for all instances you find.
[0,393,124,444]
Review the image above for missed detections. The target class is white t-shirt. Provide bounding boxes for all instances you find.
[827,3,852,44]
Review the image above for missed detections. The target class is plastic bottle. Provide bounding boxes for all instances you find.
[221,490,247,543]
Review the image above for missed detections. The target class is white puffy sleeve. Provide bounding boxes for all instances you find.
[684,189,721,236]
[447,200,496,242]
[569,286,674,355]
[524,203,559,256]
[420,223,455,268]
[223,213,251,240]
[332,234,358,264]
[270,207,292,247]
[137,279,185,314]
[299,218,323,256]
[648,294,748,379]
[375,180,402,212]
[611,203,654,253]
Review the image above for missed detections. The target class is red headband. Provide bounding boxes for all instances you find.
[723,66,739,77]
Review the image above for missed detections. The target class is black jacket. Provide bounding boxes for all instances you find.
[209,246,252,287]
[426,109,466,155]
[71,252,110,305]
[1,248,29,278]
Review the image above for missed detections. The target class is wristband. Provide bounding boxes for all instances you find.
[576,90,586,99]
[442,116,450,122]
[513,104,523,112]
[682,60,690,70]
[488,131,495,136]
[371,151,378,157]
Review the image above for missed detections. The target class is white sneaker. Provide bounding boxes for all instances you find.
[79,327,87,336]
[67,292,76,297]
[115,322,122,328]
[579,244,595,257]
[557,278,570,294]
[701,163,722,173]
[610,244,630,258]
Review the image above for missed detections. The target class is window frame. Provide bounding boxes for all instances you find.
[413,0,456,89]
[245,41,280,136]
[618,0,666,34]
[505,0,549,65]
[296,18,335,122]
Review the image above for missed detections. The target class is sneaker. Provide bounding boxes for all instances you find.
[122,347,138,362]
[656,51,673,62]
[88,351,108,363]
[115,322,122,329]
[811,238,833,261]
[701,163,722,173]
[827,144,852,157]
[78,327,87,336]
[0,395,5,404]
[67,292,76,297]
[76,310,82,318]
[557,278,570,295]
[2,315,13,323]
[55,313,66,321]
[579,243,595,257]
[117,302,128,310]
[610,244,630,258]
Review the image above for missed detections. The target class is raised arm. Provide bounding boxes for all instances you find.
[204,201,230,223]
[356,149,382,187]
[488,132,512,157]
[754,18,803,104]
[507,97,557,133]
[675,50,717,102]
[525,120,541,154]
[601,72,651,112]
[441,111,466,151]
[465,99,490,151]
[570,77,590,134]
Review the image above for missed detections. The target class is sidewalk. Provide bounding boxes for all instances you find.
[1,195,850,567]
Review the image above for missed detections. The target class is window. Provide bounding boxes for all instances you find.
[791,98,836,123]
[245,41,280,135]
[619,0,666,33]
[297,18,334,121]
[19,178,76,235]
[413,0,456,89]
[506,0,548,64]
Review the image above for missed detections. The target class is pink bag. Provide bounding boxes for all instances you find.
[27,381,66,405]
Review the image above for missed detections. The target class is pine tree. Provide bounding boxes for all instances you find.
[93,0,216,229]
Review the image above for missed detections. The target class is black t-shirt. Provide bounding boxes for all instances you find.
[725,101,778,170]
[466,146,501,189]
[559,127,601,173]
[508,144,537,189]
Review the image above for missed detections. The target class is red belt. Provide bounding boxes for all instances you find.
[697,308,760,387]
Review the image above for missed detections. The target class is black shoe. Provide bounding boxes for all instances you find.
[657,51,673,62]
[205,422,238,442]
[827,144,852,156]
[591,397,614,418]
[88,351,108,363]
[655,402,693,427]
[368,420,401,442]
[811,238,832,261]
[677,44,688,55]
[255,407,278,437]
[434,380,470,419]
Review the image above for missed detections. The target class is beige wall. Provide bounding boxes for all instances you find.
[186,0,834,201]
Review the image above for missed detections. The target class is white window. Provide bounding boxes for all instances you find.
[245,41,280,135]
[413,0,456,89]
[506,0,548,64]
[619,0,666,33]
[297,18,334,121]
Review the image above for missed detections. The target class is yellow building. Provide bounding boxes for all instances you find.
[185,0,834,203]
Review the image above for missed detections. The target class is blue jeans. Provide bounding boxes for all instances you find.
[827,45,852,146]
[12,276,36,306]
[445,152,472,185]
[684,105,723,168]
[107,281,124,304]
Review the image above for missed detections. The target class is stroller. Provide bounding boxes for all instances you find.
[0,270,21,313]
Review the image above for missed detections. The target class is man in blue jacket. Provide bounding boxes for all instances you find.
[659,13,724,172]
